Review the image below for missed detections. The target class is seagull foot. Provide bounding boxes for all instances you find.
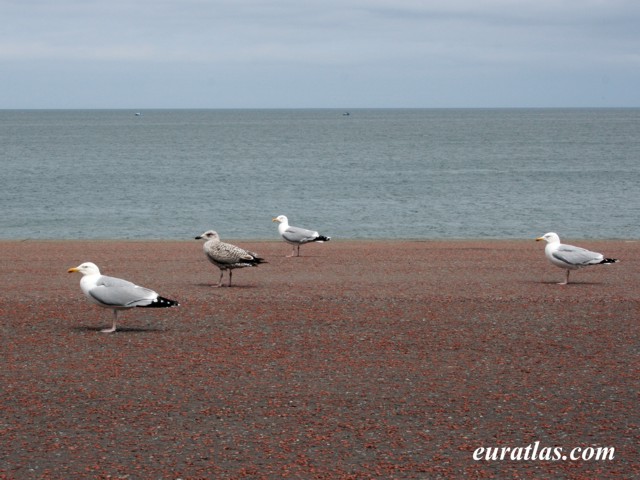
[100,327,117,333]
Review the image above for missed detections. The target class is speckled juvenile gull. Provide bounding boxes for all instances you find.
[535,232,619,284]
[68,262,179,333]
[272,215,331,257]
[195,230,266,287]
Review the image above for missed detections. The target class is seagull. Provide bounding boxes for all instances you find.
[272,215,331,257]
[535,232,619,284]
[195,230,266,287]
[68,262,179,333]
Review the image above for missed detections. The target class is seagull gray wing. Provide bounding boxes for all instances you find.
[552,245,603,267]
[89,275,157,307]
[283,225,318,244]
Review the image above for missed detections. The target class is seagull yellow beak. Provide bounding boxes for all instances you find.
[68,267,79,273]
[272,217,280,223]
[535,237,544,242]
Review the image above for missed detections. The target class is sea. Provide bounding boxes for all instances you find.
[1,108,639,241]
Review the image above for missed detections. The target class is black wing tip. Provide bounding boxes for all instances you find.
[147,296,180,308]
[601,258,619,264]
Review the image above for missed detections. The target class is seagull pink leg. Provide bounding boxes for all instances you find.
[213,270,224,288]
[558,270,570,285]
[101,310,118,333]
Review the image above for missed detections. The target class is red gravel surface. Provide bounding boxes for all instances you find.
[1,239,638,479]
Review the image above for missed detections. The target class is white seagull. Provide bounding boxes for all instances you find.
[535,232,619,284]
[195,230,266,287]
[272,215,331,257]
[68,262,179,333]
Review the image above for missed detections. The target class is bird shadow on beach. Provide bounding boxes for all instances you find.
[194,283,258,289]
[72,326,167,334]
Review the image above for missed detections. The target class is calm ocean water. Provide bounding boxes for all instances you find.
[1,108,639,240]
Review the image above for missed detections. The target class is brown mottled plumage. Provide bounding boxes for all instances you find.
[195,230,266,287]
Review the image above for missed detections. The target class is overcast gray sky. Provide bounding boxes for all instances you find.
[1,0,639,109]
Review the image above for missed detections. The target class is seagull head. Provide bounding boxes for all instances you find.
[536,232,560,244]
[272,215,288,224]
[68,262,101,276]
[195,230,220,241]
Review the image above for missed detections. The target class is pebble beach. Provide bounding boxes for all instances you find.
[1,239,638,479]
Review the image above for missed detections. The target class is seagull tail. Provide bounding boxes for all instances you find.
[142,296,180,308]
[315,235,331,242]
[599,258,619,265]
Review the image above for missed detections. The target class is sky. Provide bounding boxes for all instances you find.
[1,0,639,109]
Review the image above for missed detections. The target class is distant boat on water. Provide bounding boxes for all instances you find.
[135,112,143,117]
[342,112,350,116]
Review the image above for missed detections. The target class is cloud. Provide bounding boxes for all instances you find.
[1,0,639,107]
